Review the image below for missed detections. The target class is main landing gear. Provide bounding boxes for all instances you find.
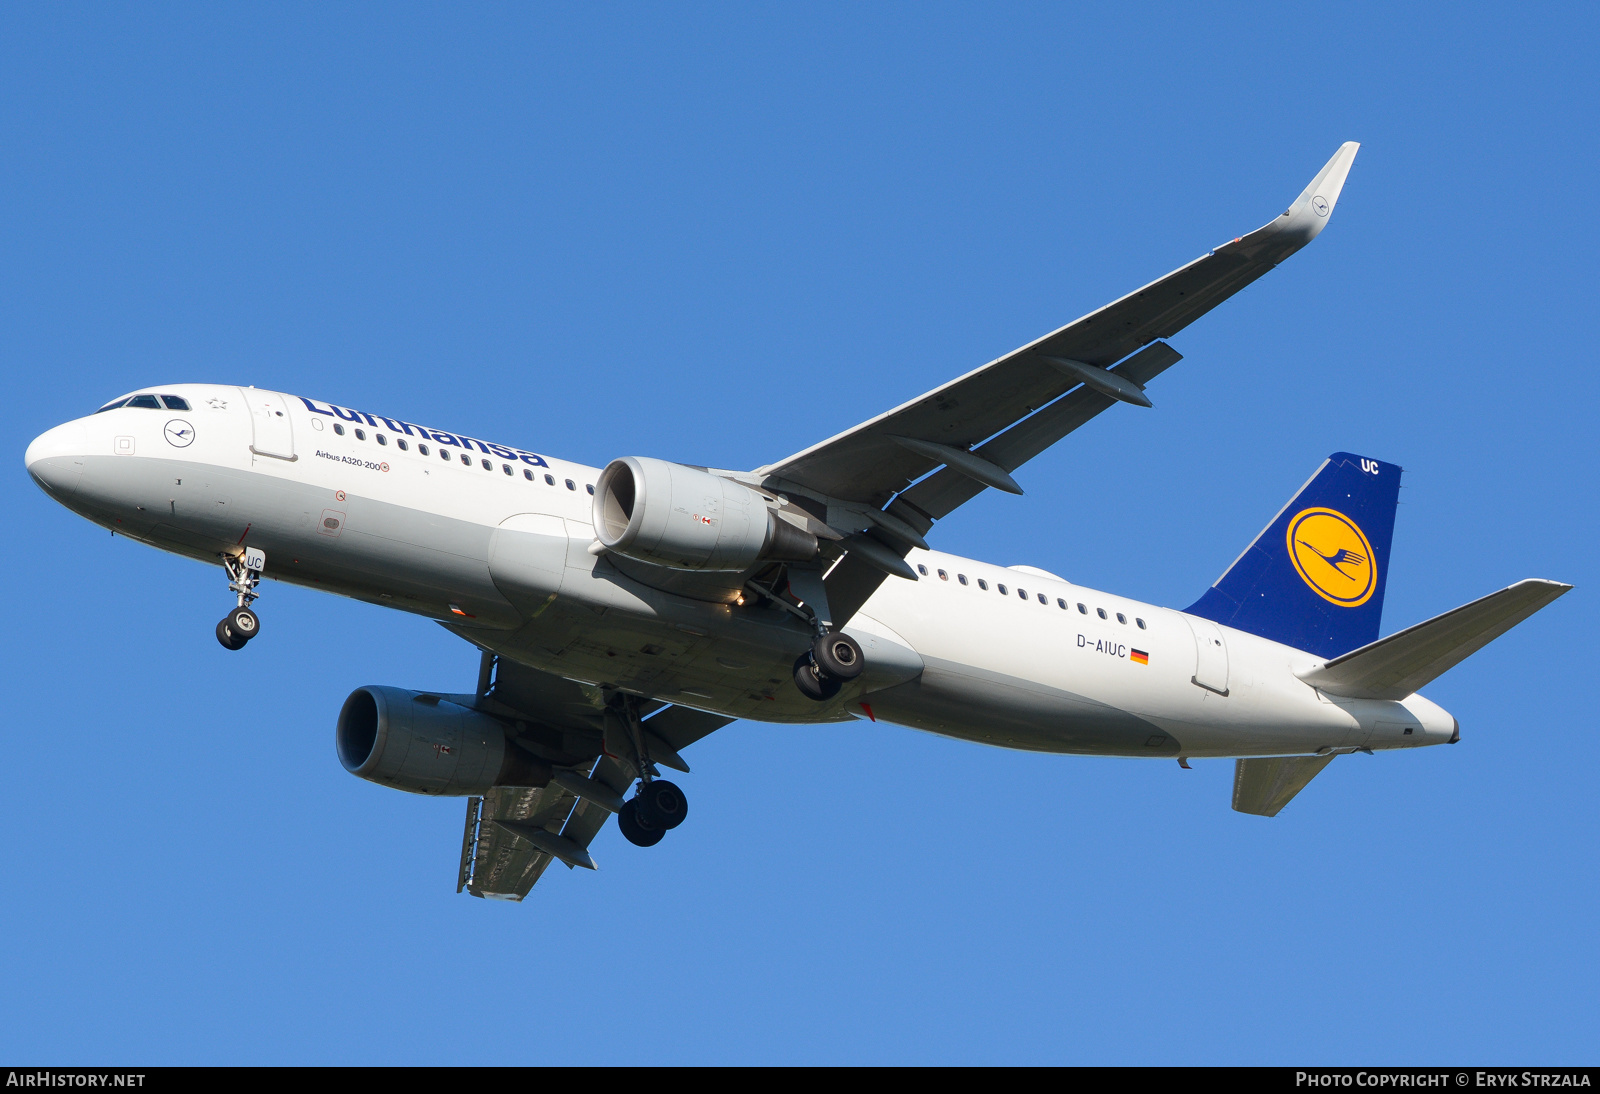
[216,547,266,651]
[617,780,688,847]
[753,566,868,703]
[606,694,692,849]
[793,630,864,702]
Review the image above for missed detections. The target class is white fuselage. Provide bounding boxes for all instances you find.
[25,384,1457,759]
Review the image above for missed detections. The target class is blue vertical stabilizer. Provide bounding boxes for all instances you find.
[1184,452,1402,658]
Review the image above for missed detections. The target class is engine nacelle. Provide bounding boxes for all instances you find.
[594,456,818,571]
[336,686,548,796]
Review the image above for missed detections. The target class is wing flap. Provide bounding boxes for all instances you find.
[1232,754,1336,817]
[1297,579,1571,700]
[460,784,571,900]
[820,343,1184,625]
[640,705,736,755]
[896,341,1184,526]
[556,755,634,857]
[453,656,740,897]
[756,143,1360,510]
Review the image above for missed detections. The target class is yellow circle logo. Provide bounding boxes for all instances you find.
[1286,507,1376,607]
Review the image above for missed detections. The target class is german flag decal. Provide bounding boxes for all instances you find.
[1130,649,1149,665]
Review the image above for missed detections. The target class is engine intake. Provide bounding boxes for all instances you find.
[336,685,549,796]
[594,456,817,571]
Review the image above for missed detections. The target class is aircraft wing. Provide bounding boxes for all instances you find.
[457,654,734,900]
[755,142,1360,526]
[459,783,574,899]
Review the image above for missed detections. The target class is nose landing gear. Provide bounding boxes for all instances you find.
[216,547,265,651]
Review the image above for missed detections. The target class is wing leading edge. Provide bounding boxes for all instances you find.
[756,142,1360,523]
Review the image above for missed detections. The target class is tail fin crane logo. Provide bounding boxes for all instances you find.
[1286,507,1377,607]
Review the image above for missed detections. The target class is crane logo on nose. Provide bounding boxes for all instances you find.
[1287,507,1376,607]
[163,420,195,448]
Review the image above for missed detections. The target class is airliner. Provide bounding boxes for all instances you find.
[24,143,1570,900]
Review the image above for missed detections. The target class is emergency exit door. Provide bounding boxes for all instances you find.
[1184,615,1230,695]
[240,387,296,461]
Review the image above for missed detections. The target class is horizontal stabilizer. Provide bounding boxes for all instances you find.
[1297,579,1572,700]
[1233,754,1336,817]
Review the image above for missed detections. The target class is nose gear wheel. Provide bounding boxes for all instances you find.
[215,548,266,651]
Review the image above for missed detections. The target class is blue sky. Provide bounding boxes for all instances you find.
[2,4,1595,1064]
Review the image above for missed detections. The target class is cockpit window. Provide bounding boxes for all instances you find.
[159,395,190,411]
[94,398,131,413]
[125,394,161,409]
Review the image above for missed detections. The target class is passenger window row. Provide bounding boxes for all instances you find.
[329,421,593,493]
[914,562,1146,628]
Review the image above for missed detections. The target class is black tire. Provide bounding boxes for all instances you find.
[635,780,688,830]
[617,799,665,847]
[229,607,260,641]
[812,632,864,680]
[793,652,842,702]
[215,618,247,651]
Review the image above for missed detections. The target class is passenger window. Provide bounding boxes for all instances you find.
[937,569,948,581]
[1038,593,1048,605]
[127,394,161,409]
[354,428,366,441]
[396,439,408,451]
[481,459,493,471]
[460,453,471,465]
[333,424,345,436]
[376,434,387,446]
[524,469,534,481]
[917,565,928,576]
[502,464,513,476]
[418,444,429,456]
[1077,603,1087,614]
[545,474,555,485]
[1097,608,1107,619]
[1057,598,1067,609]
[957,574,968,585]
[997,584,1008,595]
[977,579,988,591]
[565,479,576,491]
[1017,588,1028,599]
[587,484,595,495]
[441,448,451,460]
[1116,612,1127,624]
[1136,618,1146,629]
[159,395,190,410]
[94,398,130,413]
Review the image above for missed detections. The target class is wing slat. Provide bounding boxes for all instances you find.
[756,144,1359,511]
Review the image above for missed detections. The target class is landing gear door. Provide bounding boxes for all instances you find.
[1184,615,1230,695]
[239,388,296,461]
[488,513,570,607]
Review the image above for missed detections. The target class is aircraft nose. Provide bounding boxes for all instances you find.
[25,421,88,498]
